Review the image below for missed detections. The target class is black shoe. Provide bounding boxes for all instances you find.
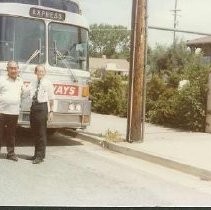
[32,157,43,164]
[6,154,18,161]
[26,156,36,160]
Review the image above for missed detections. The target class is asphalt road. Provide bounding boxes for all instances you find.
[0,130,211,207]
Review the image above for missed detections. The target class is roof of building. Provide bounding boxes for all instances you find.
[187,36,211,47]
[89,57,129,72]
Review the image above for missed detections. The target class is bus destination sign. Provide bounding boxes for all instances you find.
[29,8,65,21]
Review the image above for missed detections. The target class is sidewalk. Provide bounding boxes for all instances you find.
[78,113,211,180]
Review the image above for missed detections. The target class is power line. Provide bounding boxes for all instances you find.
[149,26,211,36]
[90,27,211,36]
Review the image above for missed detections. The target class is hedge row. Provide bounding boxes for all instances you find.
[90,43,210,132]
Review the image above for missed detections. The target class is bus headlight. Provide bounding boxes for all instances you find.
[68,103,82,112]
[68,103,75,112]
[75,104,81,112]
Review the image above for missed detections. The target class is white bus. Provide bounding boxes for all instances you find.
[0,0,91,131]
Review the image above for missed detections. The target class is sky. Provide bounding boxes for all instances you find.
[80,0,211,48]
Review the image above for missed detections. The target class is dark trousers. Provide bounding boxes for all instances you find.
[30,102,48,159]
[0,114,18,155]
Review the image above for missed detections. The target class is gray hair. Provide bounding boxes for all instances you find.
[7,60,19,69]
[34,64,46,73]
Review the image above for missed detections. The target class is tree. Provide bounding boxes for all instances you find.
[147,41,201,76]
[89,24,130,59]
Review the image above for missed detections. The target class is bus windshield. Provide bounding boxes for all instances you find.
[0,16,45,63]
[48,23,88,71]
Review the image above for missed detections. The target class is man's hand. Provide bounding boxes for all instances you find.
[48,112,53,122]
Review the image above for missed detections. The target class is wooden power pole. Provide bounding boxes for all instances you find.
[127,0,147,142]
[126,0,137,142]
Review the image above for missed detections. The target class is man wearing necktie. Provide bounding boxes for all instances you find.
[32,79,40,104]
[29,65,54,164]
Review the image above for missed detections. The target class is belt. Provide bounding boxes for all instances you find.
[32,101,47,106]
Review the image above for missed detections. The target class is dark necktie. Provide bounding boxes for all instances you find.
[32,79,40,104]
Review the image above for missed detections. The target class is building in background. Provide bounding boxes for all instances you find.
[89,56,129,78]
[187,36,211,63]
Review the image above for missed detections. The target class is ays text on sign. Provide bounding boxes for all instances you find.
[53,84,79,96]
[23,82,79,96]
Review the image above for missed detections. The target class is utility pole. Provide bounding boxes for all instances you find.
[126,0,148,142]
[126,0,137,142]
[171,0,181,46]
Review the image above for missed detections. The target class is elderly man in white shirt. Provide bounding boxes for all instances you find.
[0,60,24,161]
[28,64,54,164]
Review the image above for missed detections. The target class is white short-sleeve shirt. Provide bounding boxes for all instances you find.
[0,76,24,115]
[30,77,55,104]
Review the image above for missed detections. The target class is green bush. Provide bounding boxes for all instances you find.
[90,41,210,132]
[146,44,210,132]
[90,72,127,117]
[173,65,209,131]
[146,86,178,125]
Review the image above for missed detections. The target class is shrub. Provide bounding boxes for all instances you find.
[146,44,210,132]
[90,72,127,117]
[90,41,210,132]
[173,65,209,131]
[146,86,178,125]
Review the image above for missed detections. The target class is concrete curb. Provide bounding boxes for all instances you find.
[64,129,211,181]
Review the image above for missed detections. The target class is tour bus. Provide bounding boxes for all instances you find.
[0,0,91,131]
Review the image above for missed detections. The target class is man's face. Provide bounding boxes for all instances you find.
[36,66,46,80]
[7,62,19,80]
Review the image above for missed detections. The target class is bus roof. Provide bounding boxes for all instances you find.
[0,2,89,29]
[0,0,82,14]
